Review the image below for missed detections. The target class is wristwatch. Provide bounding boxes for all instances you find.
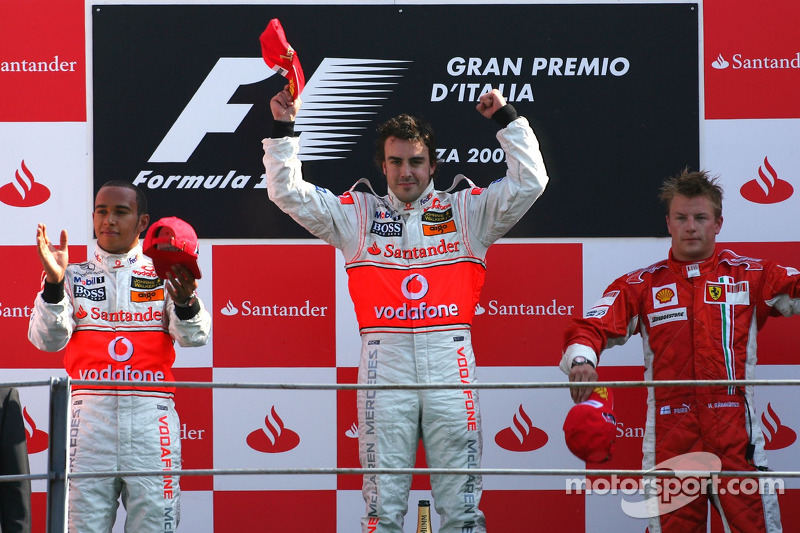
[571,356,594,368]
[175,291,198,308]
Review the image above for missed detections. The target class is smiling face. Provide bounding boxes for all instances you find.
[382,136,436,203]
[92,186,149,254]
[666,194,723,261]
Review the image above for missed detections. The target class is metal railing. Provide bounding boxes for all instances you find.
[3,377,799,531]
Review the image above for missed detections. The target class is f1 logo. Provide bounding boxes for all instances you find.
[149,58,274,163]
[148,57,408,164]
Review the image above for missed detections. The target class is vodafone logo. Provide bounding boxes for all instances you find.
[374,275,460,321]
[108,336,134,362]
[740,157,793,204]
[0,160,51,207]
[401,274,429,300]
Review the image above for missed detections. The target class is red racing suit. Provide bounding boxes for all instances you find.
[264,115,548,533]
[561,249,799,532]
[28,244,211,533]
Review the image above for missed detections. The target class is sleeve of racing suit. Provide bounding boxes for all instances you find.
[761,261,800,317]
[262,135,357,250]
[28,278,75,353]
[164,296,211,348]
[559,274,642,375]
[466,116,550,249]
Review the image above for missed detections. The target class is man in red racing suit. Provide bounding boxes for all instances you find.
[563,170,794,532]
[264,87,549,532]
[28,181,211,532]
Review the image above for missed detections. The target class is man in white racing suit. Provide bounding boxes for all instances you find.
[28,181,211,532]
[264,87,549,532]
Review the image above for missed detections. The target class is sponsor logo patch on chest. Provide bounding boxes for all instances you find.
[705,281,749,305]
[652,283,678,309]
[73,285,107,302]
[648,307,688,327]
[132,276,162,290]
[370,220,403,237]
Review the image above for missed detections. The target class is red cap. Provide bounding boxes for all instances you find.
[143,217,201,280]
[259,18,305,97]
[563,387,617,463]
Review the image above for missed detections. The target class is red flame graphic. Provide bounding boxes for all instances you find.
[0,160,51,207]
[367,243,381,255]
[246,406,300,453]
[23,407,49,454]
[75,305,88,319]
[761,403,797,450]
[494,404,548,452]
[740,157,793,204]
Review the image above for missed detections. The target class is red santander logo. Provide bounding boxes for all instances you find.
[740,157,793,204]
[494,404,548,452]
[0,160,51,207]
[24,407,49,453]
[246,406,300,453]
[761,402,797,450]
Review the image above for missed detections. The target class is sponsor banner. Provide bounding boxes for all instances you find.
[335,367,360,491]
[0,123,90,245]
[480,490,585,530]
[172,367,214,491]
[704,0,800,119]
[0,0,85,122]
[212,367,337,491]
[212,244,335,368]
[0,245,87,368]
[216,490,337,531]
[92,4,698,238]
[473,242,582,366]
[334,252,361,368]
[479,366,570,491]
[705,119,800,242]
[751,365,800,491]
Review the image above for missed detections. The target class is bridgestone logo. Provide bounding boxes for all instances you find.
[648,307,687,327]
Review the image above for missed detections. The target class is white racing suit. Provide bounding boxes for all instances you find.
[28,244,211,533]
[263,116,548,532]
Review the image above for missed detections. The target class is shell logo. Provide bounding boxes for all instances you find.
[655,287,675,304]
